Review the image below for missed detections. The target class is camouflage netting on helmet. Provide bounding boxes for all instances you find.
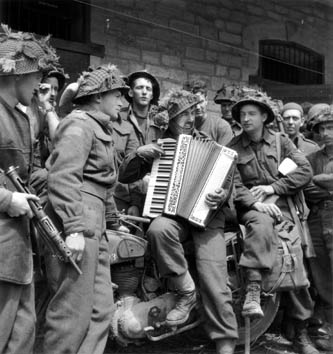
[73,64,128,102]
[159,89,202,120]
[0,24,59,76]
[311,105,333,132]
[231,87,277,124]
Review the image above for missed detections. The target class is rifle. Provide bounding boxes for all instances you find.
[275,122,316,259]
[5,166,82,275]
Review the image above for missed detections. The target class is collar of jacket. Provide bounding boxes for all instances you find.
[83,109,112,130]
[241,127,274,148]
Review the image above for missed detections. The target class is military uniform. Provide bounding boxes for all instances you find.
[196,114,233,146]
[112,116,142,213]
[229,129,314,321]
[0,97,35,354]
[116,106,164,212]
[43,109,116,354]
[119,128,238,342]
[305,146,333,324]
[293,133,319,155]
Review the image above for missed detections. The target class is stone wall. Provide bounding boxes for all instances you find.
[89,0,333,114]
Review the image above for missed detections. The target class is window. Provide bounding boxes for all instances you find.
[259,40,324,85]
[0,0,90,42]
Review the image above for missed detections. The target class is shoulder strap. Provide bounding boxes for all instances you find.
[275,132,281,167]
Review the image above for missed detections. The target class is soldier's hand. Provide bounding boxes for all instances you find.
[253,202,283,222]
[250,185,274,203]
[128,205,140,217]
[205,188,227,209]
[313,173,333,191]
[66,232,85,262]
[7,192,39,218]
[136,143,164,162]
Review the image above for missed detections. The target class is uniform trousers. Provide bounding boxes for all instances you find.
[238,208,313,321]
[308,200,333,324]
[0,281,35,354]
[42,193,113,354]
[147,211,238,341]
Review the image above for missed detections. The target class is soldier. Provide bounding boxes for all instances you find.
[114,70,161,217]
[304,105,333,350]
[0,24,58,354]
[42,64,128,354]
[119,89,238,354]
[228,91,318,354]
[184,79,233,145]
[306,103,330,145]
[281,102,319,155]
[214,84,243,136]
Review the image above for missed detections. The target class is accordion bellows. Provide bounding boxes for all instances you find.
[143,134,238,228]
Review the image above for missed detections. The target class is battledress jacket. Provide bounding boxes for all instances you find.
[0,97,33,284]
[46,109,117,236]
[228,129,313,211]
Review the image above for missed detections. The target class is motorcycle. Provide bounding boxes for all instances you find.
[107,214,280,347]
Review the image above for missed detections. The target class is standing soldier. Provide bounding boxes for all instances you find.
[0,24,58,354]
[114,70,161,217]
[42,64,128,354]
[214,84,242,136]
[281,102,319,155]
[304,105,333,351]
[184,79,233,146]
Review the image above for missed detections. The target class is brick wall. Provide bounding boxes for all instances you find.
[89,0,333,115]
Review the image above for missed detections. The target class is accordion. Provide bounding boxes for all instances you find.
[143,134,238,228]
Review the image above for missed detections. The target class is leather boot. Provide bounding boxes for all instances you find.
[216,338,236,354]
[241,281,264,318]
[293,321,320,354]
[166,289,197,326]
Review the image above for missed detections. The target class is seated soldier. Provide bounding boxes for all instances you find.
[119,89,238,354]
[228,90,319,354]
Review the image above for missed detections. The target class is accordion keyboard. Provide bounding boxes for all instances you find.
[143,138,176,218]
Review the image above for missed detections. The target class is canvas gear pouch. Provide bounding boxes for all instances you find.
[261,219,310,294]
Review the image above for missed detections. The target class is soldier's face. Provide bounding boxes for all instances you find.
[318,121,333,145]
[194,92,207,121]
[129,78,153,107]
[239,104,267,134]
[220,101,233,121]
[168,107,196,137]
[42,77,59,106]
[100,89,123,120]
[282,109,303,138]
[16,71,43,106]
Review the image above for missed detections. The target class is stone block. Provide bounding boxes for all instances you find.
[206,50,218,62]
[229,67,241,80]
[145,64,187,82]
[225,21,243,34]
[186,47,205,60]
[182,59,215,75]
[200,25,219,40]
[142,50,161,65]
[118,45,141,61]
[247,4,265,16]
[218,31,242,46]
[162,55,181,67]
[169,20,200,35]
[216,65,228,76]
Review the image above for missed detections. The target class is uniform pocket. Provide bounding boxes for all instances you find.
[237,153,259,185]
[82,193,104,239]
